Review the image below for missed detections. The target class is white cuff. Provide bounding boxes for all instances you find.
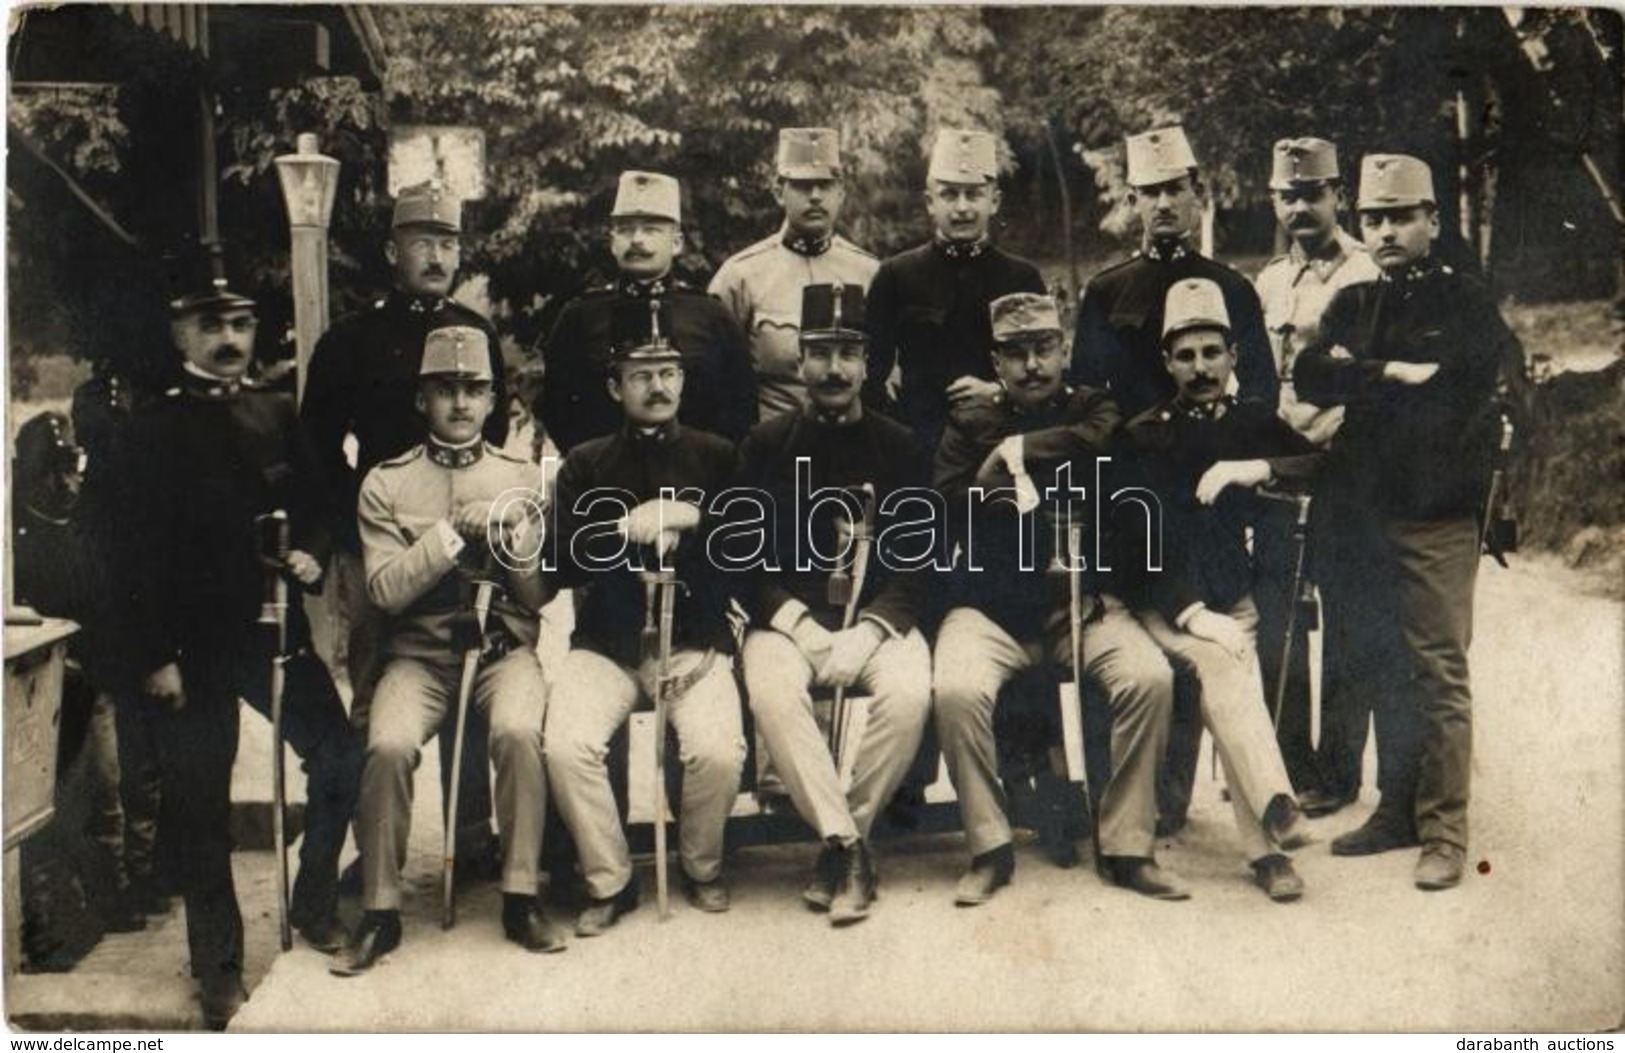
[768,599,811,636]
[858,612,899,641]
[1173,603,1206,631]
[434,519,466,561]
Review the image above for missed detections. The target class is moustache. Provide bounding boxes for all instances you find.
[815,379,852,391]
[643,394,673,406]
[421,265,448,278]
[622,249,654,260]
[212,347,246,362]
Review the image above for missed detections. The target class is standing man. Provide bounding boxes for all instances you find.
[932,292,1185,904]
[301,180,507,873]
[1295,154,1515,891]
[709,128,880,421]
[540,170,757,453]
[544,299,746,933]
[333,326,555,975]
[103,251,362,1027]
[865,128,1047,455]
[1254,137,1382,816]
[734,283,932,925]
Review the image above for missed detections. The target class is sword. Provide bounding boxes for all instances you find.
[644,531,680,920]
[443,547,500,929]
[827,484,877,778]
[1257,488,1317,733]
[255,510,293,952]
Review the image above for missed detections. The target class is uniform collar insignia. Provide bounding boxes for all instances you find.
[393,291,449,315]
[935,236,989,262]
[178,364,243,401]
[1145,238,1192,263]
[1380,258,1442,286]
[627,419,680,445]
[619,276,669,299]
[783,231,832,257]
[426,436,484,469]
[1174,394,1233,421]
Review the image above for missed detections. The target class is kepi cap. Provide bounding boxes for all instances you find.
[611,171,682,223]
[166,242,256,316]
[1357,154,1436,210]
[1270,137,1340,190]
[1126,125,1198,188]
[1161,278,1231,344]
[799,282,867,343]
[927,128,999,184]
[393,180,461,233]
[778,128,842,181]
[990,292,1062,343]
[420,326,493,380]
[609,298,684,366]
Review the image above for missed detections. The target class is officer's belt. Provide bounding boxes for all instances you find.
[644,647,719,702]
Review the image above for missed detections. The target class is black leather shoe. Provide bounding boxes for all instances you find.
[802,844,841,911]
[1252,854,1305,903]
[329,910,401,977]
[125,878,172,916]
[575,881,639,937]
[295,913,350,955]
[199,972,247,1031]
[683,875,731,913]
[1414,841,1465,891]
[828,840,877,926]
[502,894,567,953]
[1330,810,1419,857]
[1299,788,1357,818]
[953,844,1014,906]
[1262,795,1316,851]
[1103,857,1191,901]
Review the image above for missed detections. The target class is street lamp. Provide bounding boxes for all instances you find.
[275,132,339,405]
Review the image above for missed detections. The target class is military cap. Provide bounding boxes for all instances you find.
[165,242,256,316]
[927,128,999,184]
[1161,278,1231,344]
[1270,137,1341,190]
[609,297,683,366]
[989,292,1062,343]
[13,411,83,482]
[1126,125,1198,188]
[393,179,461,233]
[799,282,867,343]
[420,325,493,380]
[778,128,842,181]
[1357,154,1436,210]
[611,171,682,223]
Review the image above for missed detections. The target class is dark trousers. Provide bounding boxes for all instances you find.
[161,626,361,979]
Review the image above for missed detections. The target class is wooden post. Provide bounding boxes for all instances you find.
[275,133,340,407]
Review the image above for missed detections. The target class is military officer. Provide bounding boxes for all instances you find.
[539,170,757,453]
[709,128,880,420]
[333,326,555,975]
[300,179,506,876]
[933,292,1187,904]
[733,283,932,925]
[1254,137,1382,816]
[1295,155,1515,891]
[543,299,745,933]
[864,128,1047,455]
[1119,278,1320,902]
[101,249,362,1027]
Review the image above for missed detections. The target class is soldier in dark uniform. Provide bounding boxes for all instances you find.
[300,180,507,875]
[933,292,1186,904]
[333,326,555,975]
[1118,278,1320,902]
[733,283,932,925]
[864,128,1047,456]
[1295,155,1515,891]
[101,251,362,1027]
[543,298,746,934]
[539,170,757,453]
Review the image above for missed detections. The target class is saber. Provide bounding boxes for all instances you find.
[648,531,680,920]
[827,484,877,777]
[256,510,293,952]
[1057,511,1099,862]
[1258,488,1317,733]
[443,550,499,929]
[1481,415,1517,567]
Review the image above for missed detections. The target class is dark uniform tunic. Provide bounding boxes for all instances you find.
[1294,259,1513,849]
[539,278,757,454]
[104,371,361,981]
[864,241,1046,453]
[1071,244,1277,420]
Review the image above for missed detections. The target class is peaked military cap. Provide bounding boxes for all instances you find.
[799,282,867,343]
[420,325,493,380]
[990,292,1062,343]
[1126,125,1198,188]
[1161,278,1231,344]
[611,171,682,223]
[609,297,683,366]
[778,128,842,181]
[927,128,999,184]
[1357,154,1436,210]
[165,242,256,316]
[1269,137,1341,190]
[393,179,462,233]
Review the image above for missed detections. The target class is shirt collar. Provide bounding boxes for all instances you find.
[623,418,682,445]
[426,435,484,469]
[177,362,243,401]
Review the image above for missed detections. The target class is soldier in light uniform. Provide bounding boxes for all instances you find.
[1253,137,1382,817]
[543,299,745,934]
[733,283,932,925]
[333,326,555,975]
[539,171,757,453]
[709,128,880,420]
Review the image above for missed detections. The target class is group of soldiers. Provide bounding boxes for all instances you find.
[9,119,1520,1029]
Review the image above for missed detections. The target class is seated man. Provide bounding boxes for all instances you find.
[544,299,745,935]
[932,292,1185,904]
[334,326,554,975]
[733,283,932,926]
[1120,278,1319,902]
